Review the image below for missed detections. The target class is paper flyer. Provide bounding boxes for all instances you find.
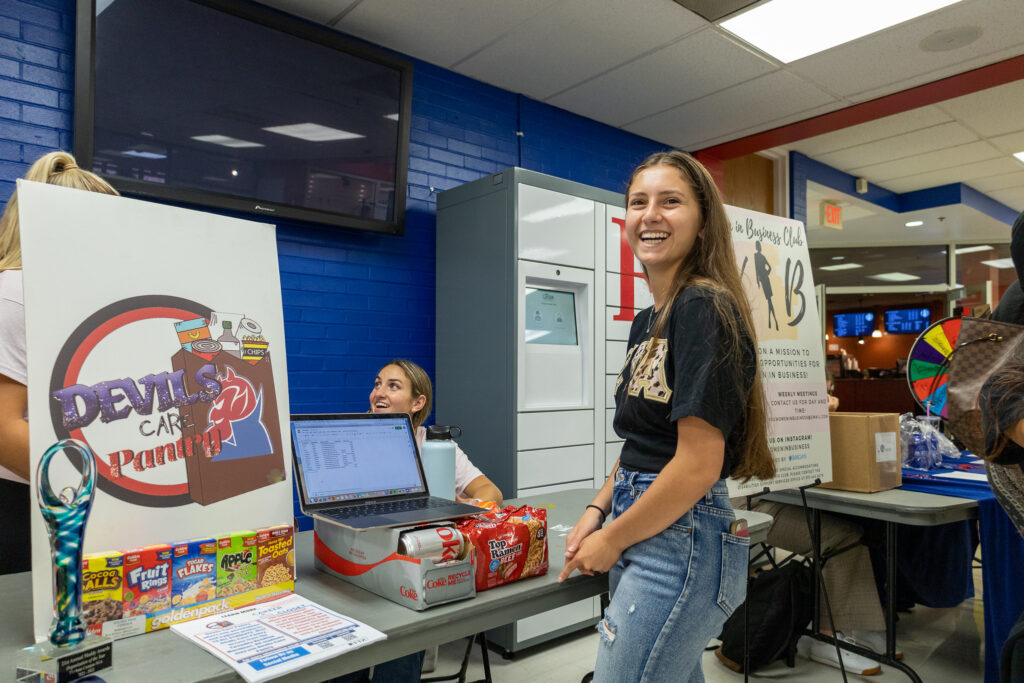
[171,592,385,681]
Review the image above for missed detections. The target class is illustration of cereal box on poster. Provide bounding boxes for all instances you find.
[726,205,832,496]
[18,181,294,641]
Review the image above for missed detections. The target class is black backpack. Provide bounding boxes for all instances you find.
[715,559,814,673]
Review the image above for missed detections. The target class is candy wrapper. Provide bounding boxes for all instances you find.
[457,505,548,591]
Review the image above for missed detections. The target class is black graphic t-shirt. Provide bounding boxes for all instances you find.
[613,285,754,477]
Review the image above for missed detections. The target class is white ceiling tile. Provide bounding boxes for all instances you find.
[546,29,776,128]
[785,0,1024,99]
[788,106,953,157]
[627,71,837,149]
[849,140,1001,183]
[255,0,357,24]
[988,129,1024,155]
[938,79,1024,137]
[454,0,706,100]
[970,170,1024,192]
[817,122,981,170]
[881,157,1023,193]
[988,186,1024,212]
[334,0,556,67]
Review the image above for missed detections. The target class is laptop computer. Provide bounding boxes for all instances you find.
[290,413,483,530]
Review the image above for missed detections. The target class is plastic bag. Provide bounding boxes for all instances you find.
[899,413,957,470]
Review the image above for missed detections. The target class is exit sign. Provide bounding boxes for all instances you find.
[820,201,842,230]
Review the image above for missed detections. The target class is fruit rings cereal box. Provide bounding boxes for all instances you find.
[217,530,258,597]
[123,544,172,617]
[457,505,548,591]
[257,524,294,588]
[82,551,124,628]
[171,538,218,607]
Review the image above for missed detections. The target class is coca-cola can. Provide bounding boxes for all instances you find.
[398,526,465,563]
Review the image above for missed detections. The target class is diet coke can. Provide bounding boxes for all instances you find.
[398,526,465,563]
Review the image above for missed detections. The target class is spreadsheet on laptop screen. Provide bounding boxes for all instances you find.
[291,417,425,503]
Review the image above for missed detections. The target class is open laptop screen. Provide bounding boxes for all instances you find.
[291,415,426,504]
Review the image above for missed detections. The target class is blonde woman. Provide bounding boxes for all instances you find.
[0,151,118,574]
[559,151,774,682]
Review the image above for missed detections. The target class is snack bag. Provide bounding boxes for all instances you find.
[457,505,548,591]
[82,551,124,629]
[171,538,217,607]
[123,544,172,617]
[217,530,258,597]
[257,524,294,588]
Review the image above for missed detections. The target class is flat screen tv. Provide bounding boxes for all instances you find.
[833,311,874,338]
[75,0,412,235]
[885,307,931,334]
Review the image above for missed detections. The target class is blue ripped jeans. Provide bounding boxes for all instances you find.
[594,469,749,683]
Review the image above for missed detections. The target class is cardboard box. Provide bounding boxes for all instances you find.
[821,412,902,493]
[314,521,475,611]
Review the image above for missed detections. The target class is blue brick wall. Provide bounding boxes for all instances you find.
[0,1,666,528]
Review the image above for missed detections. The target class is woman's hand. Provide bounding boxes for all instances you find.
[558,527,622,582]
[563,506,605,562]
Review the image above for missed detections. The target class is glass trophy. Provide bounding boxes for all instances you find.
[16,439,113,683]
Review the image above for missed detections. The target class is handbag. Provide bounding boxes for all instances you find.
[946,317,1024,456]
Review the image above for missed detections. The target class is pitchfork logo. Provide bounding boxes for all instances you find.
[206,367,273,462]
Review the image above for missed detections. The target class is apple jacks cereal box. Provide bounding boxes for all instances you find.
[123,544,173,617]
[171,538,218,607]
[217,530,258,596]
[82,551,124,628]
[257,524,294,588]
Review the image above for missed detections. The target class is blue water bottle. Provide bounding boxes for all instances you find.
[421,425,461,500]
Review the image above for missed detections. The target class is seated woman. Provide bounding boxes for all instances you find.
[370,359,502,505]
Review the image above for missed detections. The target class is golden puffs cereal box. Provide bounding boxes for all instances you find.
[123,544,172,617]
[217,530,258,597]
[82,551,124,629]
[257,524,294,588]
[171,538,217,607]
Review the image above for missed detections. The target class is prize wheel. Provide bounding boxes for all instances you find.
[906,316,962,418]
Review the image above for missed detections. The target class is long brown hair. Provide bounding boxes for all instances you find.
[626,150,774,482]
[380,359,433,429]
[979,363,1024,461]
[0,151,119,271]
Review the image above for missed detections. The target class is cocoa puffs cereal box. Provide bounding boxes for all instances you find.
[123,544,172,617]
[257,524,294,589]
[217,530,258,596]
[171,538,217,607]
[82,551,124,629]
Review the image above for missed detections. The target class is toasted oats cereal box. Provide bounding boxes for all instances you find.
[82,551,124,628]
[123,544,172,617]
[171,538,217,607]
[217,530,257,597]
[257,524,294,588]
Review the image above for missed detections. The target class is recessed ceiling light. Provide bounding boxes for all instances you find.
[1014,151,1024,164]
[384,113,399,121]
[191,134,264,148]
[905,220,924,227]
[952,245,995,255]
[720,0,965,63]
[981,258,1015,269]
[262,123,363,141]
[870,272,921,282]
[871,329,883,338]
[831,256,845,261]
[820,263,862,271]
[121,150,166,159]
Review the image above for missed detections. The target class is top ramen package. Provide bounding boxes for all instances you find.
[171,538,218,607]
[123,544,173,617]
[457,505,548,591]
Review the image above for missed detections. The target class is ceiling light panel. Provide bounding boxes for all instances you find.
[869,272,921,281]
[981,258,1015,269]
[820,263,863,271]
[190,134,264,148]
[262,123,363,141]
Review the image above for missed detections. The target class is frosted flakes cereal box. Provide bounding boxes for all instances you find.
[257,524,294,588]
[123,544,172,617]
[82,551,123,628]
[171,538,217,607]
[217,530,257,597]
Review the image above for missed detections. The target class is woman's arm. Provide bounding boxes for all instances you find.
[559,459,618,574]
[558,417,723,580]
[460,474,503,506]
[0,374,29,480]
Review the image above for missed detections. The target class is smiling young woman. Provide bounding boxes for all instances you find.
[559,150,773,682]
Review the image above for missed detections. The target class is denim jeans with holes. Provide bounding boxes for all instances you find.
[593,468,748,683]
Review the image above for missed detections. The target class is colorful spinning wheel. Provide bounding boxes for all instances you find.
[906,316,962,417]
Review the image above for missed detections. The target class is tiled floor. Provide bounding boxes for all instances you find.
[431,568,986,682]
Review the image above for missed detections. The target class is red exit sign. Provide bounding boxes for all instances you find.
[820,201,842,230]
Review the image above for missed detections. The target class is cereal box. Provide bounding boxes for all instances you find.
[217,530,258,597]
[82,551,124,628]
[123,544,173,617]
[257,524,294,589]
[457,505,548,591]
[171,538,217,607]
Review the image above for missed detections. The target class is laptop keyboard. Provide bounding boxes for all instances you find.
[319,497,456,520]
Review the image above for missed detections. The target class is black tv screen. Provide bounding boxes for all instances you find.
[75,0,412,234]
[833,311,874,337]
[885,308,931,334]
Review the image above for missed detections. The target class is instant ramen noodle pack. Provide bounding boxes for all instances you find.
[457,505,548,591]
